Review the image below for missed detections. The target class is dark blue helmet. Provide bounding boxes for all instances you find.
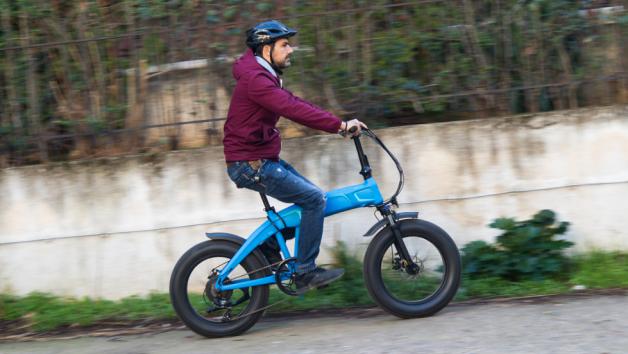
[246,20,297,50]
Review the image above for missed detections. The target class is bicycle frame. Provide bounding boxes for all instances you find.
[215,177,384,292]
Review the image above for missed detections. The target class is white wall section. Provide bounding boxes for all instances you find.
[1,106,627,299]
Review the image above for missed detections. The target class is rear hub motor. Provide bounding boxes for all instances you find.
[205,274,233,307]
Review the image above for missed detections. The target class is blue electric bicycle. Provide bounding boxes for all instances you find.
[169,128,461,337]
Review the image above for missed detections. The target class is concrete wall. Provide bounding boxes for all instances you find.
[1,106,627,299]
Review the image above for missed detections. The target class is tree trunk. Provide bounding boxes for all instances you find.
[75,2,100,123]
[87,24,107,124]
[556,41,578,109]
[1,10,22,131]
[522,52,538,113]
[203,2,221,145]
[533,4,548,111]
[498,1,513,114]
[360,10,373,118]
[124,60,148,152]
[347,11,357,85]
[123,0,143,150]
[461,0,496,114]
[168,11,182,149]
[41,17,88,122]
[614,20,628,103]
[19,12,47,162]
[42,14,94,159]
[514,6,538,113]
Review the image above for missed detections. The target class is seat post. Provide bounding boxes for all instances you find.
[259,193,273,212]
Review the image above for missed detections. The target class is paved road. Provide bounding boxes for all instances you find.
[1,295,627,354]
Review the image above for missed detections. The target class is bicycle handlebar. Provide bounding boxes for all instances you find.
[339,125,360,138]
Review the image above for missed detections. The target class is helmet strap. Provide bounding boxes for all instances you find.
[268,41,283,75]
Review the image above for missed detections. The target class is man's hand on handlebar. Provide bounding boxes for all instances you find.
[339,119,368,137]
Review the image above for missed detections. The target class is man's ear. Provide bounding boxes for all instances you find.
[261,44,271,60]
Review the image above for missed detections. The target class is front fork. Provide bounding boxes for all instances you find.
[379,204,419,275]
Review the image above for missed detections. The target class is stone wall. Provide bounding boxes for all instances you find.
[1,106,627,299]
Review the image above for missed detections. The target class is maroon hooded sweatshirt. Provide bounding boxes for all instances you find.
[223,49,342,162]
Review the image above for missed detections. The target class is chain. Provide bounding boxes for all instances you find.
[224,259,284,281]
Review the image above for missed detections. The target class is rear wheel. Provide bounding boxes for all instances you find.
[169,240,270,337]
[363,219,461,318]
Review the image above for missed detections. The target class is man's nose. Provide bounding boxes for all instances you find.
[288,46,294,54]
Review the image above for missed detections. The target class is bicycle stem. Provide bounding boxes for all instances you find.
[352,134,372,179]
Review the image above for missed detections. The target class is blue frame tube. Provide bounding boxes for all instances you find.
[215,178,383,291]
[220,275,277,291]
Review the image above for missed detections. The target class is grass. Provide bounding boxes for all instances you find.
[570,251,628,288]
[0,293,176,332]
[1,251,627,333]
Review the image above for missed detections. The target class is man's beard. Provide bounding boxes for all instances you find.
[276,56,291,69]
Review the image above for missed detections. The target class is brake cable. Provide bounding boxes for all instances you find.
[362,129,405,204]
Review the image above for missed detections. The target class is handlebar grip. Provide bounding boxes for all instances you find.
[348,126,358,134]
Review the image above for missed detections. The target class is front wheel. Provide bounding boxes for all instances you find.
[363,219,461,318]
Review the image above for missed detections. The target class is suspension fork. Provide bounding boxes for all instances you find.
[379,206,413,264]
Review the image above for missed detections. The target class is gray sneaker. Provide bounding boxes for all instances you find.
[295,267,344,295]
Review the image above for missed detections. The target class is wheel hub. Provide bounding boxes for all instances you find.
[405,262,421,276]
[392,256,421,276]
[205,274,233,307]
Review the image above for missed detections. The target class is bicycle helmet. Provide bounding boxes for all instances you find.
[246,20,297,51]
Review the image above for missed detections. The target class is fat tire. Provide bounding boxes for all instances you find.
[169,240,270,337]
[363,219,461,318]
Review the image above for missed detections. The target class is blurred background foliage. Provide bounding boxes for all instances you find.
[0,0,627,166]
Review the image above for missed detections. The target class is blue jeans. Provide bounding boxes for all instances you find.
[226,159,325,274]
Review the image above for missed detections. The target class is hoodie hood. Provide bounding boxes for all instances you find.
[232,48,264,81]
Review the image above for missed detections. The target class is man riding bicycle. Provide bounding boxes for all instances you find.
[223,20,367,293]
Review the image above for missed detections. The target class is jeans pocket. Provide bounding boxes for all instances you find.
[227,163,257,189]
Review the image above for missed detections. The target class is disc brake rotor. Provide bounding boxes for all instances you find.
[392,255,423,277]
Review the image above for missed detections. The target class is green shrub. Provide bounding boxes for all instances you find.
[462,210,573,281]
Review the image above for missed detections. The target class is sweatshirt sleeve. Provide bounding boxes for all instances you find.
[247,72,343,133]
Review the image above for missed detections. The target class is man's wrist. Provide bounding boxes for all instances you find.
[339,121,347,132]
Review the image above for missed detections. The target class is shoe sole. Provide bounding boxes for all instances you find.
[295,272,344,295]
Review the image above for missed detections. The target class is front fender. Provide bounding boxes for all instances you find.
[363,211,419,237]
[205,232,271,270]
